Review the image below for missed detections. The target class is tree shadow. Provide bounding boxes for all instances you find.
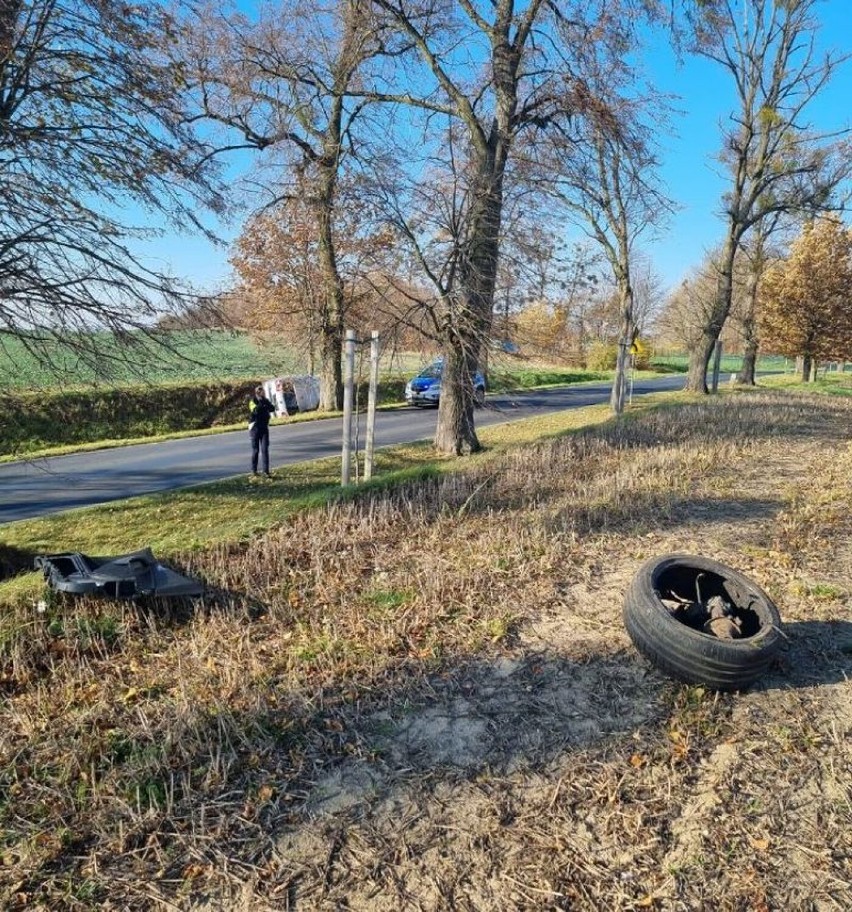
[544,494,783,537]
[10,616,851,908]
[757,619,852,691]
[287,620,852,826]
[0,543,39,582]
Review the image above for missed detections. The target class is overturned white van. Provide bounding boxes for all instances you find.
[262,376,321,416]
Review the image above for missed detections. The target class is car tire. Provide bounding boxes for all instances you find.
[623,553,783,691]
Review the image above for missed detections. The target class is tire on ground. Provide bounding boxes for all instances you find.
[623,553,783,691]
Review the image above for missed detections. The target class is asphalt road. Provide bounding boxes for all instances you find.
[0,375,688,524]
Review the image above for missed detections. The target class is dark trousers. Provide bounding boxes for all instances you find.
[250,425,270,474]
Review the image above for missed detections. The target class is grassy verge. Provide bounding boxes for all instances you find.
[758,370,852,396]
[3,386,850,910]
[0,400,618,598]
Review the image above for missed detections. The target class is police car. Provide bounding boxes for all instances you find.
[404,359,486,407]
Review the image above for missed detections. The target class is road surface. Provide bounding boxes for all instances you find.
[0,376,688,524]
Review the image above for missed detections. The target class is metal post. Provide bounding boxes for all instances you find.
[341,329,356,486]
[711,340,723,392]
[364,331,380,480]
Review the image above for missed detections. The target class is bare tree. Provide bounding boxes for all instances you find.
[180,0,386,410]
[630,256,667,337]
[656,252,743,355]
[684,0,848,393]
[543,68,672,412]
[363,0,664,453]
[0,0,223,383]
[363,0,548,453]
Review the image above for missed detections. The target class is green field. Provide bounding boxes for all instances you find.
[2,328,799,390]
[650,352,792,374]
[6,329,806,460]
[0,330,307,388]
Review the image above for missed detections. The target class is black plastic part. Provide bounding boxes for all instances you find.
[35,548,203,599]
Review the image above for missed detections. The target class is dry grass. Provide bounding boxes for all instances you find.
[1,389,851,910]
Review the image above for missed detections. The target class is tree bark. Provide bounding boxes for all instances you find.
[434,339,481,454]
[610,281,634,414]
[313,88,348,411]
[736,242,763,386]
[686,233,737,393]
[0,1,22,63]
[315,176,345,411]
[738,339,758,386]
[801,353,811,383]
[435,162,503,453]
[434,10,519,454]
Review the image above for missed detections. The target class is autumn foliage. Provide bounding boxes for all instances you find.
[759,218,852,378]
[230,195,404,365]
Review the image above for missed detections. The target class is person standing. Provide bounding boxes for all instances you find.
[248,384,276,476]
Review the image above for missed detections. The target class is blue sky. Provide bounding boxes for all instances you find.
[642,0,852,290]
[140,1,852,298]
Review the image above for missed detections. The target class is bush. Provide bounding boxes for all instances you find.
[585,341,618,371]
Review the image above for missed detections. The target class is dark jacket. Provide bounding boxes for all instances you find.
[249,395,276,431]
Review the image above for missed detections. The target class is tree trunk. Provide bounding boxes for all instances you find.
[801,353,811,383]
[685,214,739,394]
[0,1,22,63]
[685,328,716,394]
[314,129,345,411]
[420,3,523,454]
[434,180,499,454]
[610,282,634,414]
[434,340,481,454]
[736,246,762,386]
[738,339,758,386]
[434,135,507,454]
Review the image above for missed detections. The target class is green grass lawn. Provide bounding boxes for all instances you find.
[761,369,852,396]
[0,400,619,602]
[650,352,791,374]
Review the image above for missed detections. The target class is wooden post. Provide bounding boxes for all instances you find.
[710,340,723,392]
[341,329,356,486]
[364,331,380,481]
